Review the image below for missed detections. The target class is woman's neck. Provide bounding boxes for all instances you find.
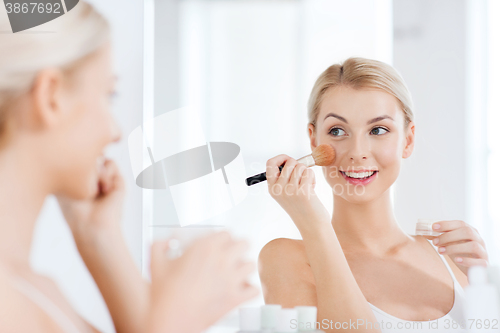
[0,146,49,272]
[331,188,411,256]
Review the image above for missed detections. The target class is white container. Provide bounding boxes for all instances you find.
[464,265,500,332]
[294,306,317,331]
[261,304,282,331]
[276,308,298,333]
[487,265,500,303]
[239,307,261,333]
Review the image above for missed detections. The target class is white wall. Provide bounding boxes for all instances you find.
[30,1,144,332]
[392,0,467,233]
[392,0,497,260]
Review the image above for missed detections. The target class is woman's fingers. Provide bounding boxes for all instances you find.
[224,240,250,266]
[290,163,307,187]
[266,154,291,185]
[276,158,298,187]
[266,155,313,190]
[236,261,256,280]
[237,282,260,303]
[203,231,232,250]
[438,240,488,259]
[432,220,468,231]
[99,159,124,195]
[452,257,489,267]
[299,168,315,187]
[434,226,481,247]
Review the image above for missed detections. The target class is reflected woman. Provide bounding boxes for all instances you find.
[259,57,488,332]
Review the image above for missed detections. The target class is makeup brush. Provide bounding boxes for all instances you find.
[245,144,336,186]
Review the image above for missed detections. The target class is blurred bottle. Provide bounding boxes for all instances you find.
[464,265,500,332]
[487,265,500,304]
[238,305,325,333]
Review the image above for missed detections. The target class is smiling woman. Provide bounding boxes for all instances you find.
[258,57,487,333]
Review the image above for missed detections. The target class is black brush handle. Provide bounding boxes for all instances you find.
[246,164,284,186]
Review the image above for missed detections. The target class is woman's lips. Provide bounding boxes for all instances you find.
[340,170,378,186]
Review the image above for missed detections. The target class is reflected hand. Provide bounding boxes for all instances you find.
[56,158,125,238]
[266,154,330,231]
[147,231,259,333]
[431,220,489,276]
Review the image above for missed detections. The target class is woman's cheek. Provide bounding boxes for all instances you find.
[322,165,342,188]
[373,141,402,181]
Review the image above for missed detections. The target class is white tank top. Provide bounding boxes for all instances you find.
[367,238,467,332]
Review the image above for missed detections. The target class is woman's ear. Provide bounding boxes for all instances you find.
[402,121,415,159]
[308,123,317,151]
[26,68,67,131]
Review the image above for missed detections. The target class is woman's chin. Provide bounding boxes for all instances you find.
[331,186,383,203]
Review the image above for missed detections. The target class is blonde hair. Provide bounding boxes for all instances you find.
[0,1,110,141]
[307,57,414,129]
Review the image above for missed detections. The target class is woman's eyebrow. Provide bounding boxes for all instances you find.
[323,113,394,124]
[324,112,348,123]
[367,115,394,124]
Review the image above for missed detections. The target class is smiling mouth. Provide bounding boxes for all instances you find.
[340,170,378,180]
[339,170,378,185]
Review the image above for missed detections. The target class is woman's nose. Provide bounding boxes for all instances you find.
[348,135,368,163]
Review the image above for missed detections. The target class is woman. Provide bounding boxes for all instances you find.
[0,2,258,333]
[259,58,489,332]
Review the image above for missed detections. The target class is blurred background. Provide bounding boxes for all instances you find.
[28,0,499,332]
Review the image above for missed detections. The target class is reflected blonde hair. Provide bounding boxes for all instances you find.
[307,57,414,129]
[0,1,110,142]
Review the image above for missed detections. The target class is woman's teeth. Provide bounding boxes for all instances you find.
[342,171,376,179]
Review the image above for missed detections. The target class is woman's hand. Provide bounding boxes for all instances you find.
[266,154,330,232]
[431,220,489,276]
[147,231,259,333]
[56,158,125,239]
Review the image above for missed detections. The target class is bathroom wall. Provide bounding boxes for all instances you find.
[392,0,498,263]
[392,0,468,231]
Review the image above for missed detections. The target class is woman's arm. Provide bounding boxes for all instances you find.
[262,155,381,333]
[57,159,148,333]
[72,227,149,333]
[298,219,380,333]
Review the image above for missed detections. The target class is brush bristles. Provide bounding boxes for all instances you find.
[312,144,335,166]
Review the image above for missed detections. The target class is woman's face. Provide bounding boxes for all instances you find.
[50,42,121,199]
[308,86,415,203]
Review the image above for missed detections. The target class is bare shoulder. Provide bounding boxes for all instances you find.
[0,269,63,333]
[412,235,469,289]
[258,238,316,306]
[258,238,308,268]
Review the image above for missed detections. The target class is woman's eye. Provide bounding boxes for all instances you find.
[371,127,388,135]
[329,127,346,137]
